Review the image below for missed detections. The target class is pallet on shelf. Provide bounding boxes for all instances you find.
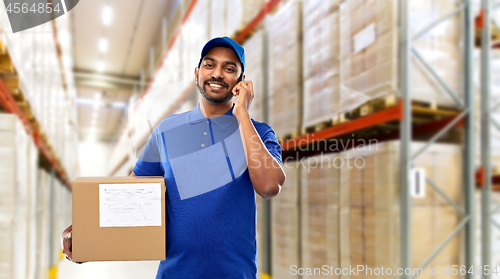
[302,118,337,135]
[0,53,15,74]
[277,128,301,144]
[2,75,20,95]
[268,0,303,139]
[0,41,6,55]
[298,95,463,147]
[342,96,462,124]
[272,161,300,279]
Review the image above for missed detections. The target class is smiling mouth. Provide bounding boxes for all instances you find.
[206,82,227,90]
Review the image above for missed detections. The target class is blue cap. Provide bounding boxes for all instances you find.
[198,37,245,73]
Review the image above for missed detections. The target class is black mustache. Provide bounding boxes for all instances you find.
[204,79,228,88]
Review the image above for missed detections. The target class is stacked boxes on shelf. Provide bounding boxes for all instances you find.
[37,169,51,278]
[0,5,79,182]
[35,169,71,277]
[210,0,227,38]
[243,29,265,122]
[11,116,31,279]
[272,162,301,279]
[340,141,461,278]
[181,0,210,82]
[0,114,42,279]
[409,0,463,105]
[284,141,462,278]
[339,0,398,112]
[268,0,302,137]
[25,124,40,279]
[301,155,340,278]
[0,115,24,279]
[339,0,463,114]
[226,0,265,37]
[210,0,264,38]
[302,0,341,129]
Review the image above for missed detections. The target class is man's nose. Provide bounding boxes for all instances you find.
[212,66,224,79]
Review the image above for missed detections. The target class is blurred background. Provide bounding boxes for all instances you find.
[1,0,500,278]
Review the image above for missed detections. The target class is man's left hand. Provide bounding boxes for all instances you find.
[232,80,254,120]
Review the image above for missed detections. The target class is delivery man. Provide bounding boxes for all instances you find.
[62,36,286,278]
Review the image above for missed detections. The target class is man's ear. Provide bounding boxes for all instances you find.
[194,67,199,84]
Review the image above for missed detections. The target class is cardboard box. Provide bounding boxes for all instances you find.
[72,176,166,262]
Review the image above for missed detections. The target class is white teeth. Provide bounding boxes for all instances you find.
[209,83,223,88]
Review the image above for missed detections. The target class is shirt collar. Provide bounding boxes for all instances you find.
[189,103,237,129]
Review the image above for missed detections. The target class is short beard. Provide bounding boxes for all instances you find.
[197,79,233,104]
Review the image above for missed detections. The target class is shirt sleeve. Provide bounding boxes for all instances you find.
[261,129,283,166]
[133,131,164,176]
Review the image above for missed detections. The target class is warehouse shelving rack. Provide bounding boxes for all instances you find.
[0,31,72,189]
[0,20,74,278]
[110,0,480,278]
[401,1,476,277]
[480,0,500,277]
[278,1,476,278]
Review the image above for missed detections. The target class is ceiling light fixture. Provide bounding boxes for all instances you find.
[96,61,105,73]
[59,30,71,47]
[62,55,72,68]
[98,38,108,53]
[111,102,127,108]
[102,5,113,26]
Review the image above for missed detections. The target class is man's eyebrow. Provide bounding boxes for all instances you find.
[223,61,238,67]
[203,57,238,68]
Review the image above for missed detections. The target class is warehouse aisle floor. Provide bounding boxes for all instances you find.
[58,260,160,278]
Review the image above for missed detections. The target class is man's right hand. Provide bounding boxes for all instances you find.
[62,224,82,264]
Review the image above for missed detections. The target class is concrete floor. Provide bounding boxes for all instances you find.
[58,260,160,279]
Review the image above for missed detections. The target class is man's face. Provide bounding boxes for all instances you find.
[195,46,243,104]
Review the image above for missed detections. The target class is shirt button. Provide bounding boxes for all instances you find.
[206,120,210,124]
[201,143,205,147]
[203,132,207,136]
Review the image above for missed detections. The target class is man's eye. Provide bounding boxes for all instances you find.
[205,64,214,68]
[226,68,234,72]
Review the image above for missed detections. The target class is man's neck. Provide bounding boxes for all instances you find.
[199,98,233,119]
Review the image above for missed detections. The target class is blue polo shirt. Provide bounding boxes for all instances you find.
[132,102,282,279]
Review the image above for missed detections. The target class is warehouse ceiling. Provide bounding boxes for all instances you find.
[71,0,177,141]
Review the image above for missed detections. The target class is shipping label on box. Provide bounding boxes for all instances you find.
[99,183,162,227]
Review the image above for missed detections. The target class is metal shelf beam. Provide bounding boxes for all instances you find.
[480,0,493,276]
[463,1,477,276]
